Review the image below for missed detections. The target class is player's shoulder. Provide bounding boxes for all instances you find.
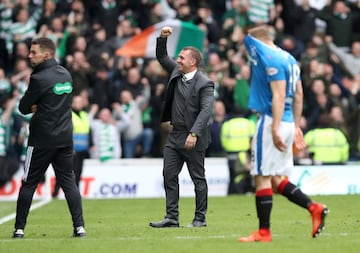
[277,47,296,60]
[267,47,295,65]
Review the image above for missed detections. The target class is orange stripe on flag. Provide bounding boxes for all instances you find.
[115,26,155,57]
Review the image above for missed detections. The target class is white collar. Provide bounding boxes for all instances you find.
[183,69,197,81]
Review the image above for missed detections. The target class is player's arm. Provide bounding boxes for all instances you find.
[293,80,306,151]
[270,80,287,152]
[19,77,42,114]
[293,80,303,129]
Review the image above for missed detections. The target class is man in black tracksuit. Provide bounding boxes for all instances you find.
[13,37,86,238]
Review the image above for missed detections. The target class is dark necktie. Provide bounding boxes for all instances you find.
[181,75,187,83]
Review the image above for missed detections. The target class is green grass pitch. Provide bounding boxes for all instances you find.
[0,194,359,253]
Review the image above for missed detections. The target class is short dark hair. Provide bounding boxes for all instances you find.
[183,46,203,67]
[31,37,56,56]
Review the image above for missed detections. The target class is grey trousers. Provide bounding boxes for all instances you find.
[163,145,208,221]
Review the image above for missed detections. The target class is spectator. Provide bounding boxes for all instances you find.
[222,0,251,37]
[232,63,252,114]
[209,0,227,25]
[326,36,360,77]
[303,78,334,130]
[70,35,88,55]
[107,18,140,57]
[0,38,9,72]
[207,100,227,157]
[37,16,65,56]
[329,104,349,139]
[89,105,130,161]
[142,59,168,95]
[89,65,117,109]
[13,0,38,16]
[65,50,92,96]
[141,59,168,156]
[220,115,255,194]
[8,4,42,55]
[304,114,349,164]
[279,35,305,61]
[53,0,72,17]
[278,0,318,48]
[147,82,166,157]
[113,56,139,89]
[36,0,57,34]
[13,41,30,60]
[207,71,221,100]
[64,0,91,43]
[119,67,148,100]
[117,84,153,158]
[175,2,194,22]
[317,0,360,50]
[86,25,112,69]
[300,36,328,80]
[0,94,19,187]
[340,75,360,158]
[0,67,11,96]
[88,0,122,39]
[146,1,165,27]
[248,0,276,25]
[9,57,32,118]
[0,0,14,63]
[194,2,221,45]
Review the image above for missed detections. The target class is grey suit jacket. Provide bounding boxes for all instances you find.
[156,37,215,151]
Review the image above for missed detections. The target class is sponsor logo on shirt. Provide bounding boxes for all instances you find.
[53,82,73,95]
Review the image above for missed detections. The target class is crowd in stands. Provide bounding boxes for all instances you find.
[0,0,359,164]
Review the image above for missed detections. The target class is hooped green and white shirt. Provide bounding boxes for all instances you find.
[0,118,6,156]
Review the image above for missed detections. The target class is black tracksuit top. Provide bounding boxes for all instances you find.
[19,58,73,148]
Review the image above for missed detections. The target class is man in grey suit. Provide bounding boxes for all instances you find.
[149,26,215,228]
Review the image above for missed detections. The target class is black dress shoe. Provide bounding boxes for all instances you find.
[184,220,207,228]
[149,218,179,228]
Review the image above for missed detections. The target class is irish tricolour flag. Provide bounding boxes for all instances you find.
[115,19,205,58]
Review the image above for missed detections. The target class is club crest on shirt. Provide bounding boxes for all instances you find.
[266,67,278,76]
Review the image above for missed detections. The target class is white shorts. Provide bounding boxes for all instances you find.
[250,115,295,176]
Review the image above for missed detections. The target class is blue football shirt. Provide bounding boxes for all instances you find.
[244,35,301,122]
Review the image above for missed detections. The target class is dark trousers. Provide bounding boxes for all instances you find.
[73,151,87,186]
[227,154,238,195]
[15,146,84,230]
[163,146,208,221]
[53,151,87,196]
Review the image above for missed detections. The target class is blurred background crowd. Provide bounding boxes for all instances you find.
[0,0,359,171]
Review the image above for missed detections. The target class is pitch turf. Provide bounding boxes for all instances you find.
[0,194,359,253]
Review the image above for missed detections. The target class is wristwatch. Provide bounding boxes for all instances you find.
[190,132,197,137]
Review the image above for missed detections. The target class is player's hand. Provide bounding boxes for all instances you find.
[160,26,173,38]
[272,130,287,152]
[293,127,306,151]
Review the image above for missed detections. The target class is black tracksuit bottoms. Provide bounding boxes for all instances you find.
[14,145,85,230]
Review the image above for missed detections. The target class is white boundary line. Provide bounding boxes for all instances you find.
[0,170,52,225]
[0,232,343,242]
[0,199,52,225]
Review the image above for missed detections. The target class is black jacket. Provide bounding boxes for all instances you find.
[19,58,73,148]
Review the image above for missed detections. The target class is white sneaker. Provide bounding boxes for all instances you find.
[73,226,86,237]
[13,229,24,239]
